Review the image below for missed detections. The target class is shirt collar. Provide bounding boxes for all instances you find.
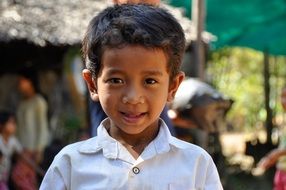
[78,118,174,160]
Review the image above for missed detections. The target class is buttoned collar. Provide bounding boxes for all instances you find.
[78,118,174,162]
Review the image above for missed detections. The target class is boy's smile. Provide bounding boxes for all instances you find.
[83,45,183,146]
[121,111,146,124]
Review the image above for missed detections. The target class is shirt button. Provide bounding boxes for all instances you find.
[132,167,140,174]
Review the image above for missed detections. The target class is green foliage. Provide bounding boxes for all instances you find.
[207,47,286,131]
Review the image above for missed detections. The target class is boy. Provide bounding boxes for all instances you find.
[40,4,223,190]
[89,0,176,138]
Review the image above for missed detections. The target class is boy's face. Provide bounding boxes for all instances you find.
[83,45,183,135]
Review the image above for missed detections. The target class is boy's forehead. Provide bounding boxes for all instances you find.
[104,45,156,54]
[101,45,168,68]
[102,45,167,60]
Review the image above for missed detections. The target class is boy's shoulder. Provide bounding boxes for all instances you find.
[169,136,211,157]
[56,136,101,158]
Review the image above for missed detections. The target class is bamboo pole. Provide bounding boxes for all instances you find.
[192,0,205,81]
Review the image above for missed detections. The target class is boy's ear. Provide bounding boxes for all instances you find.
[82,69,99,101]
[167,71,185,102]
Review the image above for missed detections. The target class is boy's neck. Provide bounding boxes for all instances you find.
[108,120,160,159]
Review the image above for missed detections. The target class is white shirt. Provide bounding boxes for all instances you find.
[0,135,22,173]
[17,94,49,152]
[40,119,223,190]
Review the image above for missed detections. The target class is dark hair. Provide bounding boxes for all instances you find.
[0,110,14,126]
[82,4,186,80]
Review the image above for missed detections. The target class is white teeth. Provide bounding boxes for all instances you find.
[126,114,140,117]
[124,112,144,117]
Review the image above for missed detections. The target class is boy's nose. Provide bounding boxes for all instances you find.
[122,86,145,104]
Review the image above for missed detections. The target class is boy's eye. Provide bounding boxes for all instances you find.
[107,78,124,84]
[145,78,157,84]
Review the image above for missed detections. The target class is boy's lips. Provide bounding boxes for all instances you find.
[120,111,147,123]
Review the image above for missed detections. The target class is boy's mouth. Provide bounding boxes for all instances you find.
[120,112,147,123]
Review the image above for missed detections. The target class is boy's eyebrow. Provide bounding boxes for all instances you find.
[105,69,164,76]
[105,69,123,75]
[141,70,164,76]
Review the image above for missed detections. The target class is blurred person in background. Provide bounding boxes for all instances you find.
[258,86,286,190]
[17,72,49,164]
[0,110,22,189]
[0,110,45,189]
[16,71,50,188]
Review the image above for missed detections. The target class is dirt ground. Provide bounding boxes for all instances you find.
[220,132,275,190]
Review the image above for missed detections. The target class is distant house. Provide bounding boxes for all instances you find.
[0,0,214,70]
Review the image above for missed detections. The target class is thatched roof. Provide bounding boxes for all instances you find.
[0,0,214,46]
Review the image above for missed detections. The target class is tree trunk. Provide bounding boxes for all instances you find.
[192,0,205,81]
[263,50,273,143]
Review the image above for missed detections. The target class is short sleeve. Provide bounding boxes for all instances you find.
[204,156,224,190]
[40,167,67,190]
[39,152,71,190]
